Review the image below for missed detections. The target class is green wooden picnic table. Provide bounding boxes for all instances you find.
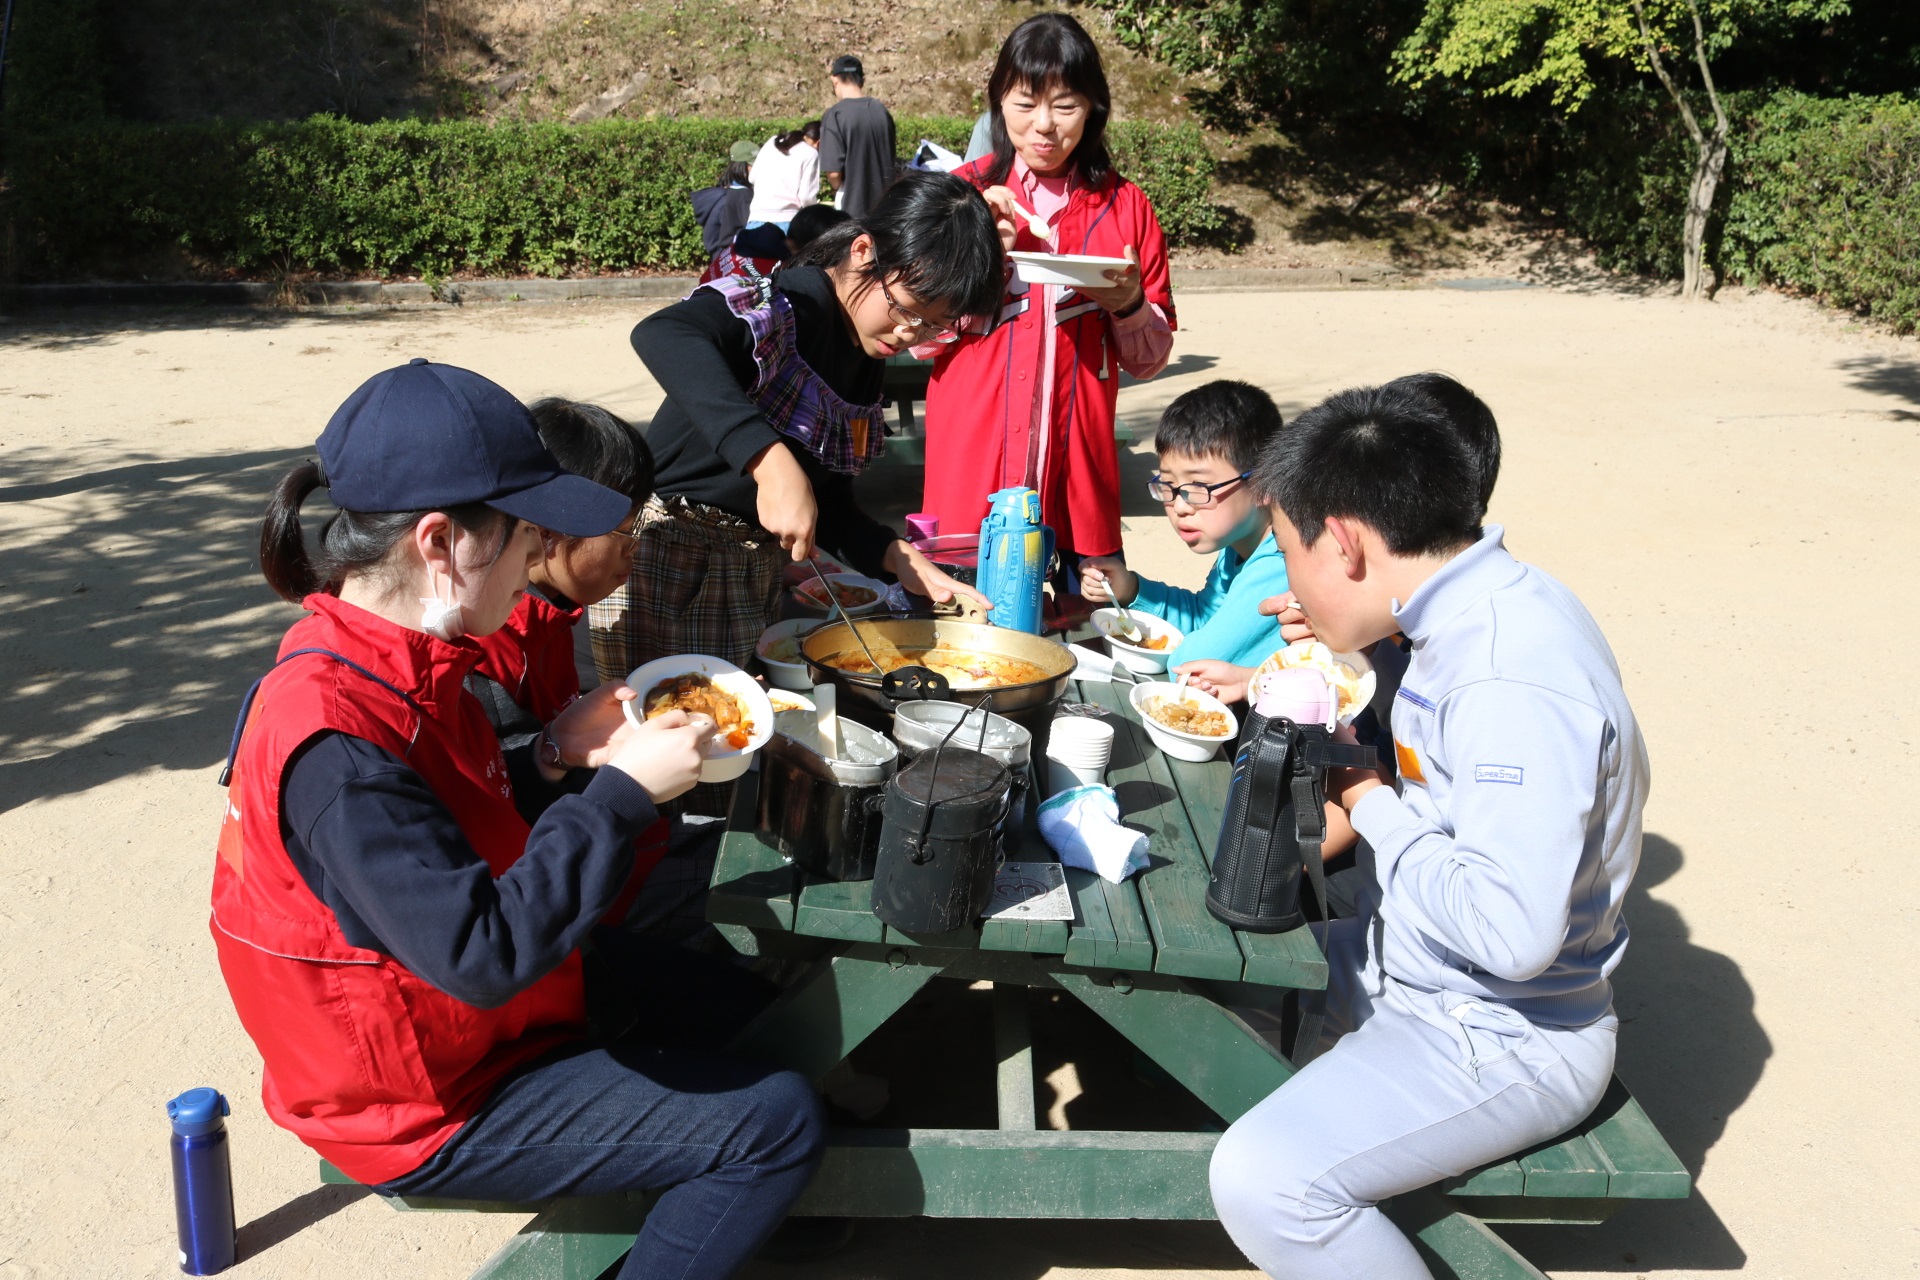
[324,663,1689,1279]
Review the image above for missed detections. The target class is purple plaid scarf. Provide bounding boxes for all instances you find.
[697,274,888,476]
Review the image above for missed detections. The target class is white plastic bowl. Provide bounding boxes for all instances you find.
[790,572,888,618]
[623,655,776,783]
[1009,251,1133,288]
[1129,681,1239,763]
[755,618,823,691]
[765,687,817,715]
[1092,607,1183,674]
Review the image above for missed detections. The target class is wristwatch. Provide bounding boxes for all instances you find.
[538,731,565,771]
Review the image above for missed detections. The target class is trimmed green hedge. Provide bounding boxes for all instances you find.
[1557,89,1920,333]
[2,115,1218,281]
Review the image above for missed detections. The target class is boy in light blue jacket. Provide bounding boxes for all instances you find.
[1079,381,1290,669]
[1208,376,1649,1279]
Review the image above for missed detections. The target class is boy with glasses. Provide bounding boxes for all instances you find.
[1079,380,1292,669]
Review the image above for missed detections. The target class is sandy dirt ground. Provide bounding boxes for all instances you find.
[2,281,1917,1280]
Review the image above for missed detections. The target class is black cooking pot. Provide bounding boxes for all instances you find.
[800,617,1075,762]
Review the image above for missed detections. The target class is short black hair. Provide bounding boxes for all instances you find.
[790,169,1005,320]
[1382,372,1501,515]
[1254,381,1484,557]
[787,203,850,255]
[528,399,654,508]
[1154,380,1283,472]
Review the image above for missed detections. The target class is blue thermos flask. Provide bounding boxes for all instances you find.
[167,1088,236,1274]
[976,488,1054,634]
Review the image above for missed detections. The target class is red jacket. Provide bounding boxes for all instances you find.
[468,592,669,922]
[468,591,588,724]
[211,595,588,1184]
[920,162,1175,559]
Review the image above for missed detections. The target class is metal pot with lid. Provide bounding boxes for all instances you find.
[756,711,899,882]
[871,728,1010,934]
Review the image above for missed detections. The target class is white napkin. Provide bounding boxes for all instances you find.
[1065,643,1117,682]
[1038,784,1149,884]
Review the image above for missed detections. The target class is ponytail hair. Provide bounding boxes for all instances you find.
[774,120,821,154]
[789,169,1004,321]
[982,13,1113,190]
[258,459,504,604]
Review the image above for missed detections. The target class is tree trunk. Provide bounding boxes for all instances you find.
[1682,127,1729,302]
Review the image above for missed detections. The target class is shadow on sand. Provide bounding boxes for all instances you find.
[0,444,305,815]
[1502,832,1768,1271]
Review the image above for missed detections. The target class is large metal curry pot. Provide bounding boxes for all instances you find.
[799,617,1075,760]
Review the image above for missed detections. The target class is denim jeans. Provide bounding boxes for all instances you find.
[375,938,825,1280]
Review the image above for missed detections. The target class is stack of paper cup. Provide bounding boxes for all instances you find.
[1045,716,1115,795]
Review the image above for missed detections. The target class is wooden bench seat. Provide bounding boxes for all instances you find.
[319,1072,1686,1278]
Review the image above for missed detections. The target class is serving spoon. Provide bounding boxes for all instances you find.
[807,559,889,676]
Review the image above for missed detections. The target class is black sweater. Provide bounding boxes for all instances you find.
[278,733,657,1009]
[633,265,900,577]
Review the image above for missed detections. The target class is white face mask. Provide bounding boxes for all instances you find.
[419,526,466,641]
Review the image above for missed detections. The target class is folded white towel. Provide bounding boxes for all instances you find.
[1038,784,1149,884]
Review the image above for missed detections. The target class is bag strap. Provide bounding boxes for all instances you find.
[217,647,428,787]
[1286,735,1374,1065]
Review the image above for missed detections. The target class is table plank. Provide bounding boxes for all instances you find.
[1060,865,1156,972]
[1163,754,1328,991]
[1081,681,1246,982]
[1518,1131,1611,1198]
[708,772,799,931]
[794,876,887,944]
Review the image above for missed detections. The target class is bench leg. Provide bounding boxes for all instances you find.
[469,1193,655,1280]
[726,947,944,1081]
[1387,1188,1547,1280]
[1052,968,1294,1125]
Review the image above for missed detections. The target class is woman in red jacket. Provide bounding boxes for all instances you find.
[920,12,1176,587]
[212,359,823,1279]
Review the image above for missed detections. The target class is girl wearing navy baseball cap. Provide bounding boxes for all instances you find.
[211,359,825,1279]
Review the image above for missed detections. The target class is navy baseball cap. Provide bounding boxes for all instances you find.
[830,55,863,78]
[318,359,631,538]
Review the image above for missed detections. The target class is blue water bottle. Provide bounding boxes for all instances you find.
[168,1088,236,1274]
[976,488,1054,634]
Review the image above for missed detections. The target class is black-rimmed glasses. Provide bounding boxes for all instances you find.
[880,279,960,344]
[1147,472,1252,508]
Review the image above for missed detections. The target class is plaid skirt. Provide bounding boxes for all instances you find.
[589,495,785,816]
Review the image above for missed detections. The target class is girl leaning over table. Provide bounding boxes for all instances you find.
[919,12,1176,598]
[591,170,1008,808]
[210,359,823,1280]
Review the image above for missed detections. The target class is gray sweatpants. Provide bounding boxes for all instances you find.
[1209,916,1616,1279]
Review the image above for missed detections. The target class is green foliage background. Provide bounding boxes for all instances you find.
[1566,88,1920,330]
[3,116,1218,281]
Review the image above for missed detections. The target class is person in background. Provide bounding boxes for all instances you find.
[213,360,823,1279]
[700,224,791,286]
[819,55,896,218]
[696,207,854,289]
[964,109,993,163]
[691,141,758,257]
[920,13,1175,610]
[786,203,850,255]
[748,121,822,229]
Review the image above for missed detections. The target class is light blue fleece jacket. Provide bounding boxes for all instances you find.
[1349,526,1649,1028]
[1129,531,1291,669]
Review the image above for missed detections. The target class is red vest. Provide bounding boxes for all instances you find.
[468,592,669,919]
[921,163,1175,559]
[468,591,588,725]
[211,595,587,1185]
